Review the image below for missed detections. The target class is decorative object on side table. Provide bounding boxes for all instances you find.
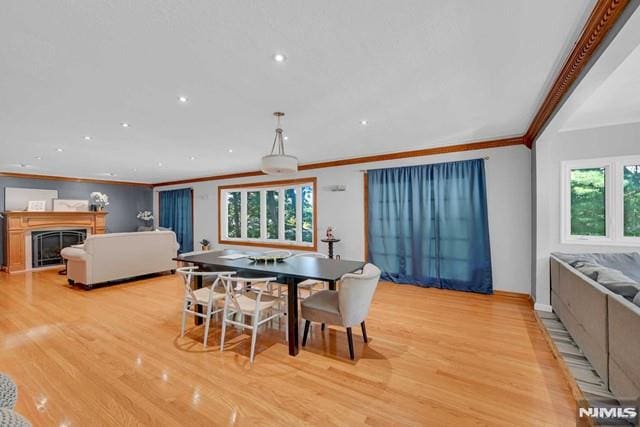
[90,192,109,211]
[200,239,211,251]
[136,210,154,231]
[321,226,340,259]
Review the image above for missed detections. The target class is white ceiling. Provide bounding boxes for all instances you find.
[0,0,595,183]
[561,41,640,132]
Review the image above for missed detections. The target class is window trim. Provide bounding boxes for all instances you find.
[561,156,640,246]
[217,177,317,251]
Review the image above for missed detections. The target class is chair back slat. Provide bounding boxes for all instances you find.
[176,267,235,302]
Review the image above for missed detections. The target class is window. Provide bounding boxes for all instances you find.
[219,178,316,249]
[562,156,640,245]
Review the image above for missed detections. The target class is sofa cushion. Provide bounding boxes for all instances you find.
[571,261,640,298]
[634,292,640,308]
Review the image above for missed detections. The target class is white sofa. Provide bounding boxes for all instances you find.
[61,231,179,288]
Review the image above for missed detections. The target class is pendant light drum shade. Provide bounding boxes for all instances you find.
[261,153,298,174]
[261,112,298,175]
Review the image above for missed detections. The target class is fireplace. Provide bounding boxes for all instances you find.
[31,229,87,268]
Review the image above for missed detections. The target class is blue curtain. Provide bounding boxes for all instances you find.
[367,159,493,294]
[159,188,193,253]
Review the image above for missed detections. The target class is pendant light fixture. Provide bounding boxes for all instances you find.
[261,112,298,175]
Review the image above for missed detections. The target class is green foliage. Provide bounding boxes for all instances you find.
[227,192,241,238]
[284,188,297,241]
[624,165,640,237]
[570,168,606,236]
[226,187,314,242]
[302,186,313,243]
[247,191,261,238]
[266,190,279,239]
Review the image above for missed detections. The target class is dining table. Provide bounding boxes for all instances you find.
[174,249,366,356]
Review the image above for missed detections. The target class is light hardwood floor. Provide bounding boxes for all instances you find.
[0,270,577,426]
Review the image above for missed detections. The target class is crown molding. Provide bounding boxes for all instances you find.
[0,172,153,188]
[524,0,631,148]
[152,136,524,187]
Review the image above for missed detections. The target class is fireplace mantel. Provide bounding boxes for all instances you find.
[2,211,107,273]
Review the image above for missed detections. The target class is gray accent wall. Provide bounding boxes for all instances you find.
[0,177,153,266]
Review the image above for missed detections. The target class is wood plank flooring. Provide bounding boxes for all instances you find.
[0,270,577,426]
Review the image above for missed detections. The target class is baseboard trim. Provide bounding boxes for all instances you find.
[493,290,530,299]
[534,303,553,312]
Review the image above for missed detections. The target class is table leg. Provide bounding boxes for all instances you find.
[194,275,203,325]
[287,277,299,356]
[329,280,336,291]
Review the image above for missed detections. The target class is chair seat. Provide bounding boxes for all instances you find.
[187,286,226,305]
[298,278,324,288]
[232,292,279,314]
[300,290,342,325]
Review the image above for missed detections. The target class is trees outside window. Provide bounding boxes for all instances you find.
[220,179,316,249]
[562,157,640,245]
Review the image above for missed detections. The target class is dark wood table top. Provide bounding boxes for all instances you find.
[174,249,365,282]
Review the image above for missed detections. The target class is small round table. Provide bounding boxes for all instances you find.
[321,238,341,259]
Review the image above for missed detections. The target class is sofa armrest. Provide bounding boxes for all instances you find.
[61,247,88,261]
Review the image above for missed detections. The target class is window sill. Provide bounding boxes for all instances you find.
[561,238,640,247]
[218,239,317,251]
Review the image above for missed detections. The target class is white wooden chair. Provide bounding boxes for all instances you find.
[292,252,329,299]
[219,275,287,365]
[176,267,235,348]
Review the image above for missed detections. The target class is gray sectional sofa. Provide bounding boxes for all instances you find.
[550,252,640,402]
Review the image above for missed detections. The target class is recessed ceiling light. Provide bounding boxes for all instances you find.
[273,53,286,62]
[157,162,163,167]
[121,122,130,128]
[284,136,288,140]
[228,149,233,153]
[84,136,91,141]
[189,156,196,161]
[56,148,63,152]
[178,96,188,103]
[360,119,368,125]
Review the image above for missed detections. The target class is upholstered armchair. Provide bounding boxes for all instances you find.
[301,263,381,360]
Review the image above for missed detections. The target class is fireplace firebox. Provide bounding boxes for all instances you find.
[31,229,87,268]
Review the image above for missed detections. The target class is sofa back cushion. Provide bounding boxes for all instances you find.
[83,231,179,283]
[570,261,640,299]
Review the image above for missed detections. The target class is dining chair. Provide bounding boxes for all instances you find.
[219,275,287,365]
[176,267,235,348]
[251,250,294,297]
[301,263,381,360]
[292,252,329,299]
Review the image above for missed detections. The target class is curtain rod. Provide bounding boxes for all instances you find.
[358,156,490,172]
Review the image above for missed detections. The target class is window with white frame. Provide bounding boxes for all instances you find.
[562,156,640,244]
[219,178,316,248]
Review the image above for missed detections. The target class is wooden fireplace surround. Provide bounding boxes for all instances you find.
[2,211,107,273]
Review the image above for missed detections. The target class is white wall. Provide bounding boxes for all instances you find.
[534,122,640,305]
[155,144,532,294]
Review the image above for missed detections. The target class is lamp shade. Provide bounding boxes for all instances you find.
[261,154,298,175]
